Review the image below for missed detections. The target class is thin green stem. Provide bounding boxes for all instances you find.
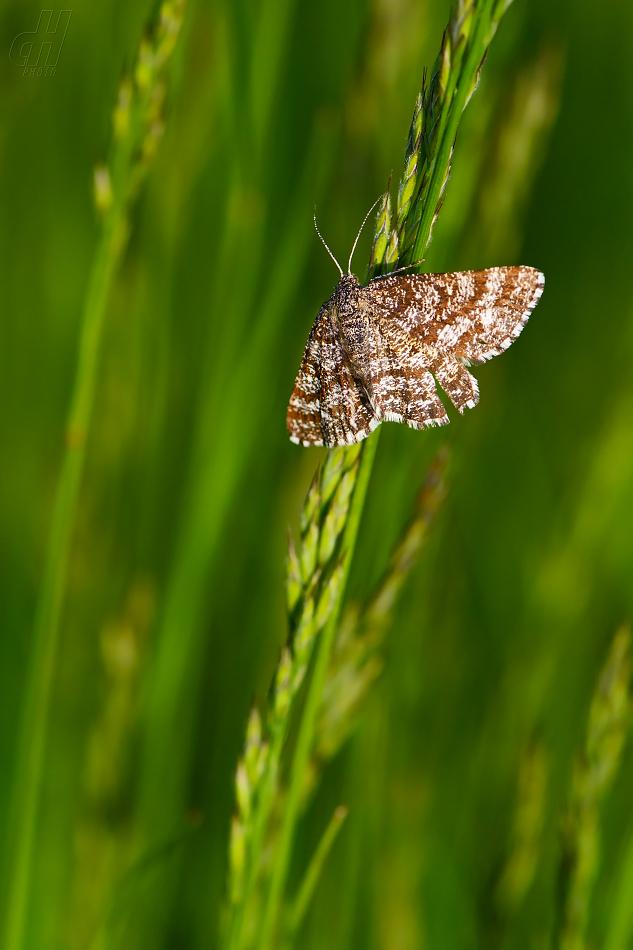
[260,431,380,950]
[286,805,348,937]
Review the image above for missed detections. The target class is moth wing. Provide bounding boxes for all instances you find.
[365,319,450,430]
[366,266,543,413]
[287,307,378,447]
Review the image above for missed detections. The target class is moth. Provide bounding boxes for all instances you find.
[287,207,544,448]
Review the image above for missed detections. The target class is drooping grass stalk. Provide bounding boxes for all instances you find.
[252,4,515,946]
[1,6,187,950]
[558,624,631,950]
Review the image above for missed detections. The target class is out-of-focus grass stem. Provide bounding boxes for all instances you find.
[285,805,349,939]
[2,209,122,950]
[1,6,186,948]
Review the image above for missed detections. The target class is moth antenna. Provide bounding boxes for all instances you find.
[348,195,382,275]
[314,209,343,278]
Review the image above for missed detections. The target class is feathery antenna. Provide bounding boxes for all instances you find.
[314,210,343,278]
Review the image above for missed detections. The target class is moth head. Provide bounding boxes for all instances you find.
[337,274,360,290]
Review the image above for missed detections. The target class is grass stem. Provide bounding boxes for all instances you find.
[259,432,380,950]
[2,219,120,950]
[286,805,349,938]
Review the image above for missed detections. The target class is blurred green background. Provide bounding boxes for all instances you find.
[2,0,633,948]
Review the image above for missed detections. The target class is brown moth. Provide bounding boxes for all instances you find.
[287,210,544,447]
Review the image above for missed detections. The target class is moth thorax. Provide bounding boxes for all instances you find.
[339,311,371,379]
[335,275,361,317]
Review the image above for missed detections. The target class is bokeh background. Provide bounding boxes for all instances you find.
[2,0,633,948]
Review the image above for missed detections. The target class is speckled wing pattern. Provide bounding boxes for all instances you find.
[369,265,544,413]
[366,314,451,430]
[286,306,378,447]
[287,265,544,447]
